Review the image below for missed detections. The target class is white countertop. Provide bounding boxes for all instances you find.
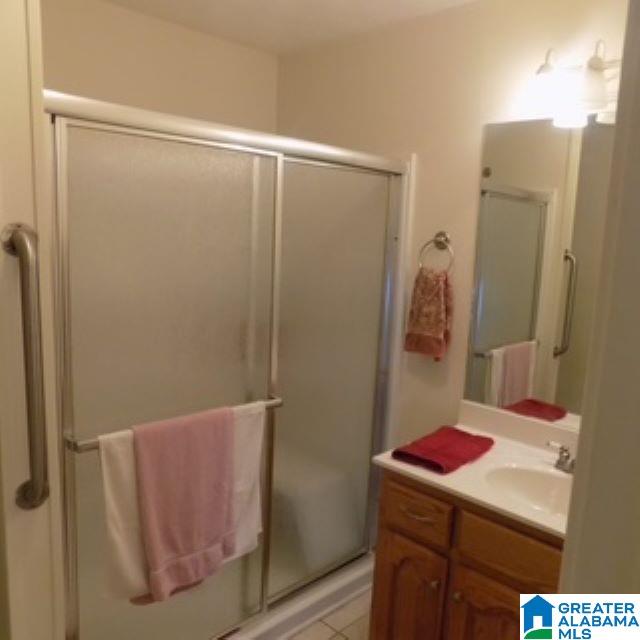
[374,426,570,539]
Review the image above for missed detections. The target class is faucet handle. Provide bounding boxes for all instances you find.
[547,440,575,473]
[546,440,570,455]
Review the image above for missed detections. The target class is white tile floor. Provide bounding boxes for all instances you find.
[290,590,371,640]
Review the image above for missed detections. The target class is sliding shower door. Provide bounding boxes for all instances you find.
[57,120,275,640]
[55,115,399,636]
[466,190,547,403]
[268,161,391,598]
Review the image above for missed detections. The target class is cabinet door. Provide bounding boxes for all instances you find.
[371,529,447,640]
[446,565,520,640]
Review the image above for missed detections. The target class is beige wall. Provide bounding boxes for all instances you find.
[277,0,629,444]
[41,0,278,131]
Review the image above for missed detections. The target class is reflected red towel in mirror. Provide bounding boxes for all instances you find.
[505,398,567,422]
[392,426,494,474]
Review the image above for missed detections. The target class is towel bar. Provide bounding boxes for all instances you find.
[64,396,283,454]
[473,339,540,359]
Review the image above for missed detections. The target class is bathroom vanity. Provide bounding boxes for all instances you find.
[369,410,574,640]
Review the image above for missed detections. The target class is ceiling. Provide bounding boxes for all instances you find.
[105,0,474,54]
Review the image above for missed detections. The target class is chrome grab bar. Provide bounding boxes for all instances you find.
[554,250,578,358]
[64,396,284,453]
[1,224,49,509]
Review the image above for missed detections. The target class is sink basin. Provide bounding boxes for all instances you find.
[485,466,572,516]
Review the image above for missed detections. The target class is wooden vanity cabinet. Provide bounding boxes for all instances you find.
[372,529,447,640]
[446,566,520,640]
[370,471,563,640]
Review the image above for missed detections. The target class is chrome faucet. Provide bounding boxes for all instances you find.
[547,441,576,474]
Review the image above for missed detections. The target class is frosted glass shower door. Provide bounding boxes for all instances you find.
[58,121,275,640]
[268,161,390,598]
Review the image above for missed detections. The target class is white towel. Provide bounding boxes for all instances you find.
[485,341,537,407]
[99,430,148,600]
[502,341,537,406]
[485,347,505,407]
[226,401,265,561]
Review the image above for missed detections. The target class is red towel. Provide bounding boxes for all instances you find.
[392,426,494,474]
[505,398,567,422]
[404,269,453,361]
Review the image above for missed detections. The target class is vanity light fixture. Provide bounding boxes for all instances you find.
[536,41,621,128]
[552,74,589,129]
[536,49,588,128]
[588,41,622,125]
[536,48,557,76]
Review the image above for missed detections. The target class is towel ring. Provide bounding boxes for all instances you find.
[418,231,454,271]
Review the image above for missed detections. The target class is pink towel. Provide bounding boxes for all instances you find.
[133,408,235,602]
[404,268,453,361]
[501,341,536,407]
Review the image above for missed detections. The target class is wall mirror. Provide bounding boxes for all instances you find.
[464,117,616,427]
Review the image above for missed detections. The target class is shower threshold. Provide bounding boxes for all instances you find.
[228,553,374,640]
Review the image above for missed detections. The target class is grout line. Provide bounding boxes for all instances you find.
[339,614,369,635]
[318,620,343,637]
[321,619,342,632]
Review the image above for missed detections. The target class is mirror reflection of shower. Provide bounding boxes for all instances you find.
[465,117,616,423]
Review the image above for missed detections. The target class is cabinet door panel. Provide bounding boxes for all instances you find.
[371,529,447,640]
[446,565,519,640]
[457,510,561,592]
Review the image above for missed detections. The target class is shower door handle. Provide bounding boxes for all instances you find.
[554,250,578,358]
[2,224,49,509]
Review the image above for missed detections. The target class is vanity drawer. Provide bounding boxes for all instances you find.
[381,478,453,550]
[456,510,561,592]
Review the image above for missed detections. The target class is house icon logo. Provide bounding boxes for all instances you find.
[521,595,554,639]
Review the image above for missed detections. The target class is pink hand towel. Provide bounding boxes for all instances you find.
[404,268,453,361]
[133,407,235,602]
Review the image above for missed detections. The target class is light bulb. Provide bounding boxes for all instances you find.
[595,107,617,125]
[552,67,588,128]
[582,66,608,112]
[553,110,589,129]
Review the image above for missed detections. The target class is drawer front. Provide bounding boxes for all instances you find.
[381,478,453,549]
[456,510,561,592]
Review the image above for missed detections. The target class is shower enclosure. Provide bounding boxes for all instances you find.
[44,93,406,639]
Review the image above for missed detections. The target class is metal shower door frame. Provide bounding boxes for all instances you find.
[465,186,550,401]
[48,99,406,639]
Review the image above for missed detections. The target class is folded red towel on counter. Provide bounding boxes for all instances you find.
[392,426,494,474]
[505,398,567,422]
